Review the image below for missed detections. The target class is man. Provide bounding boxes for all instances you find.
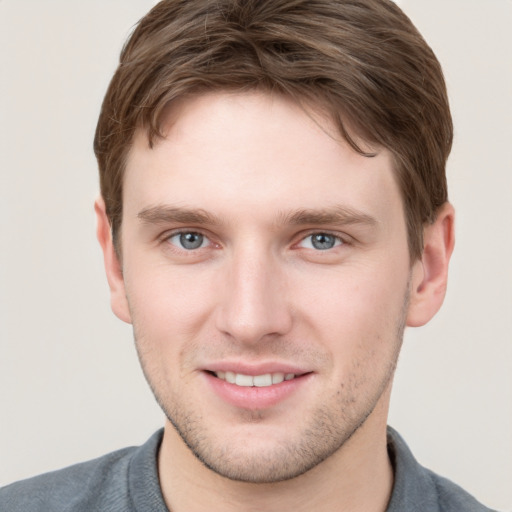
[0,1,494,511]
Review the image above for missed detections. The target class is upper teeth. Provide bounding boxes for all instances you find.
[215,371,296,387]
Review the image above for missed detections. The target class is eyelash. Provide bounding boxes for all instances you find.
[162,229,348,252]
[164,231,213,251]
[296,232,345,251]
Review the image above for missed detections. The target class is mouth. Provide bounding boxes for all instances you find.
[210,371,298,387]
[202,362,313,409]
[203,368,312,409]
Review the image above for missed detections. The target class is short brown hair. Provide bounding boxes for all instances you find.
[94,0,452,260]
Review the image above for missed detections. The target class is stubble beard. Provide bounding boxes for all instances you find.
[133,290,409,484]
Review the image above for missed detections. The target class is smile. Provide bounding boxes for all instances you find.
[213,371,296,387]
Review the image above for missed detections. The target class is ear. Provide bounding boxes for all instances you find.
[94,197,132,324]
[406,202,455,327]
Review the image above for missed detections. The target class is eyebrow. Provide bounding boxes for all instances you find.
[280,206,378,228]
[137,205,377,228]
[137,205,223,226]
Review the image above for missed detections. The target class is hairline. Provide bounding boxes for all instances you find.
[112,88,421,264]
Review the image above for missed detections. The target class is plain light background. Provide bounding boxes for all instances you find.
[1,1,511,510]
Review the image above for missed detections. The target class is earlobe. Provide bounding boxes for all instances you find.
[94,197,132,324]
[406,202,455,327]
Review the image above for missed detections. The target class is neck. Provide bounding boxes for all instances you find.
[158,401,393,512]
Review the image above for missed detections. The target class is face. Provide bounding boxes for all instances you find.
[115,92,414,483]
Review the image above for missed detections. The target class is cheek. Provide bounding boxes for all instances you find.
[294,262,409,347]
[126,270,211,391]
[122,259,223,348]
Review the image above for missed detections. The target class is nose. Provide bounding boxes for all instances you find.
[215,247,293,345]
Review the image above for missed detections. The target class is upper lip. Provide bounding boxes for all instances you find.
[202,361,311,376]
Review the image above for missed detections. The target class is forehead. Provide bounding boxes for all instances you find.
[123,91,403,228]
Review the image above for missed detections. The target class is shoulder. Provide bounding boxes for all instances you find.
[0,431,164,512]
[0,447,135,512]
[426,469,497,512]
[386,426,496,512]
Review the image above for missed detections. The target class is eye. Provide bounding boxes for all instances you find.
[168,231,209,250]
[299,233,343,251]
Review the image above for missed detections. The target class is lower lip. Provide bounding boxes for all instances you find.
[203,372,311,410]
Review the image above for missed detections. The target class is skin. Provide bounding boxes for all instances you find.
[96,91,454,512]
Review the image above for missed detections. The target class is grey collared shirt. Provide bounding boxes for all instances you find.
[386,427,495,511]
[0,427,495,511]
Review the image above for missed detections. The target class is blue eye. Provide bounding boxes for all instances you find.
[300,233,342,250]
[169,232,208,250]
